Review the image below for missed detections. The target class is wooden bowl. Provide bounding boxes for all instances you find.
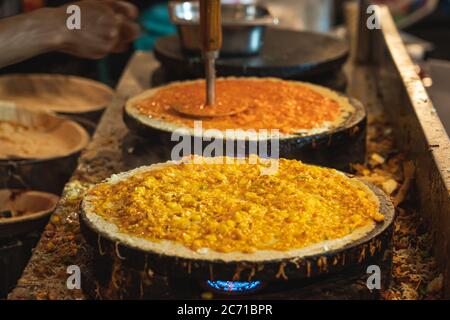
[0,189,59,238]
[0,103,90,194]
[0,74,113,122]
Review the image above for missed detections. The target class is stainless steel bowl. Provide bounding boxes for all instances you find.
[168,1,278,56]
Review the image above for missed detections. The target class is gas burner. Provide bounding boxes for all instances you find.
[204,281,264,295]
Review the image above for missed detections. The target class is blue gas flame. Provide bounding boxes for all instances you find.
[206,280,262,293]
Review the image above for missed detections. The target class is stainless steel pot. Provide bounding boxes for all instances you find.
[169,1,278,56]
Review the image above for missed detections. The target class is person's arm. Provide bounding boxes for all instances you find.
[0,0,140,69]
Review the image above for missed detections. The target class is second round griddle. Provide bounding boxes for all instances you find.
[123,92,367,172]
[154,29,350,79]
[80,179,394,283]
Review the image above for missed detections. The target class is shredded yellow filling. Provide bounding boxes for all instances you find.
[89,157,384,253]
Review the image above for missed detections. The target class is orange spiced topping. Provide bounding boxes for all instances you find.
[135,79,342,134]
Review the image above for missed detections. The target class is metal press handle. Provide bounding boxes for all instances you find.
[199,0,222,52]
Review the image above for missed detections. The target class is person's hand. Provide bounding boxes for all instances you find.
[55,0,140,59]
[0,0,140,68]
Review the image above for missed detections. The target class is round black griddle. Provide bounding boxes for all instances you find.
[154,29,350,79]
[80,180,394,287]
[123,96,366,173]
